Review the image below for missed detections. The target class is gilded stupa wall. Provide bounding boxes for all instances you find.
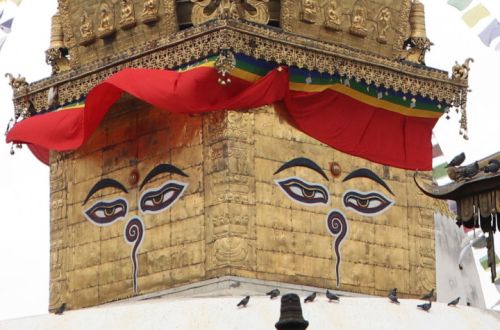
[49,101,437,310]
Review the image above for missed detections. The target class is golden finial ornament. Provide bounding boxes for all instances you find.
[400,0,432,65]
[46,13,70,74]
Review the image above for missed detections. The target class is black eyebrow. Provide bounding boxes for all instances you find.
[83,178,128,205]
[343,168,394,195]
[140,164,189,190]
[274,157,329,181]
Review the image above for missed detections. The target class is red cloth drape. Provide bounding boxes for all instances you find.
[6,67,437,170]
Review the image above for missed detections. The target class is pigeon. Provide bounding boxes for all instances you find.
[304,292,316,303]
[266,289,280,299]
[237,296,250,308]
[326,290,339,302]
[388,289,400,304]
[446,152,466,168]
[448,297,460,307]
[484,160,500,174]
[54,303,66,315]
[417,301,432,312]
[421,288,434,300]
[459,162,480,180]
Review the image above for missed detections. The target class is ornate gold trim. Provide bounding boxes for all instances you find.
[13,19,467,115]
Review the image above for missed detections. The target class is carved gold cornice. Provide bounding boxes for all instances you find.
[13,19,467,115]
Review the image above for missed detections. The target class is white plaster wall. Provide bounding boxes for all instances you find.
[434,212,486,308]
[0,296,499,330]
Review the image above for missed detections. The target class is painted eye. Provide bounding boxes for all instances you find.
[84,198,128,226]
[275,177,329,206]
[139,180,188,214]
[342,190,394,216]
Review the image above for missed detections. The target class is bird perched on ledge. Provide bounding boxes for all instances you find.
[54,303,66,315]
[451,162,480,181]
[267,289,280,300]
[388,288,400,304]
[484,160,500,174]
[326,290,339,302]
[448,297,460,307]
[237,296,250,308]
[446,152,466,168]
[421,288,434,300]
[304,292,316,303]
[417,301,432,312]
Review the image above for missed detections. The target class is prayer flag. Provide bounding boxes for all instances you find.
[462,4,490,28]
[0,0,22,5]
[0,17,12,33]
[447,0,473,11]
[479,19,500,47]
[431,134,450,185]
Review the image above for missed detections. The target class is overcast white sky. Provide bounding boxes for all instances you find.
[0,0,499,321]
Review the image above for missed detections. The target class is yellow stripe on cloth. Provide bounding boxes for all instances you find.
[55,102,85,112]
[290,82,442,119]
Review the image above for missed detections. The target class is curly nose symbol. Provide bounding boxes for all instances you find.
[326,210,348,288]
[124,217,145,294]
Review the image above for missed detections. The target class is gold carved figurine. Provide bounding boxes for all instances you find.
[5,73,29,95]
[325,0,342,31]
[141,0,159,24]
[376,7,391,44]
[452,58,474,80]
[119,0,136,30]
[301,0,320,24]
[79,11,95,45]
[349,1,368,37]
[243,0,270,25]
[97,3,116,39]
[191,0,270,26]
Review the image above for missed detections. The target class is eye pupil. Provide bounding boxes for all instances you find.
[104,207,115,216]
[152,194,163,205]
[303,189,315,198]
[358,199,369,207]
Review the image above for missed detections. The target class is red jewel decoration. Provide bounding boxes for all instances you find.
[330,162,341,178]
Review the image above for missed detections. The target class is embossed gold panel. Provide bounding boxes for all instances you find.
[50,100,437,309]
[281,0,411,59]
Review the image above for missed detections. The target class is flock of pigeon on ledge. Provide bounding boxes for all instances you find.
[49,288,462,316]
[236,288,462,312]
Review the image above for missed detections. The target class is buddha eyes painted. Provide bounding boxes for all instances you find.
[139,180,188,214]
[342,190,394,216]
[82,164,190,294]
[273,159,395,216]
[84,198,129,226]
[275,177,329,206]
